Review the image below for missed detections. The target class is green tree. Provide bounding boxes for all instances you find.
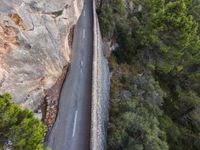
[99,0,200,149]
[108,99,168,150]
[138,0,200,73]
[0,93,49,150]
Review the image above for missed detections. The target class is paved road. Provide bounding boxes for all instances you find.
[46,0,93,149]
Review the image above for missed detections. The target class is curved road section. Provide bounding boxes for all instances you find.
[47,0,93,149]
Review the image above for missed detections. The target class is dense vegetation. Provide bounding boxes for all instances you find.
[97,0,200,149]
[0,93,50,150]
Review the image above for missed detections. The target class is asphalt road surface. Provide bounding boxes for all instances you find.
[46,0,93,149]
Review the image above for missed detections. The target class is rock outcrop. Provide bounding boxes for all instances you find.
[0,0,83,112]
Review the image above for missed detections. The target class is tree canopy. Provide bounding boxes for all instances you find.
[98,0,200,149]
[0,93,50,150]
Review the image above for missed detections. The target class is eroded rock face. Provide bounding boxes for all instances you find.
[0,0,83,110]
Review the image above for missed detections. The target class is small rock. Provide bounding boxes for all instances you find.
[120,90,132,99]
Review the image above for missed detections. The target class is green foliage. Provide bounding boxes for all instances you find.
[99,0,200,71]
[97,0,127,38]
[98,0,200,149]
[52,10,63,17]
[108,99,168,150]
[97,4,114,37]
[160,115,200,150]
[0,93,49,150]
[107,60,168,149]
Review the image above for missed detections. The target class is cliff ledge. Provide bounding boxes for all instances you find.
[0,0,83,111]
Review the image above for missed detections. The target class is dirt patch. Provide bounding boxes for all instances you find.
[41,64,70,141]
[68,25,75,49]
[9,13,25,29]
[42,65,69,128]
[0,23,19,55]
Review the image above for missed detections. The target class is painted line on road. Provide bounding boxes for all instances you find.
[83,10,86,16]
[72,110,78,137]
[80,60,83,73]
[83,29,85,39]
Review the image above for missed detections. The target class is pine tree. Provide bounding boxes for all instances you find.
[0,93,50,150]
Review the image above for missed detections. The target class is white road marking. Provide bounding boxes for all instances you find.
[83,29,85,39]
[81,68,83,73]
[83,10,86,16]
[72,110,78,137]
[81,60,83,67]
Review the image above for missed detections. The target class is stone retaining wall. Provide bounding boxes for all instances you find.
[91,0,110,149]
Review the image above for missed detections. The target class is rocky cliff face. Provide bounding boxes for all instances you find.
[0,0,83,110]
